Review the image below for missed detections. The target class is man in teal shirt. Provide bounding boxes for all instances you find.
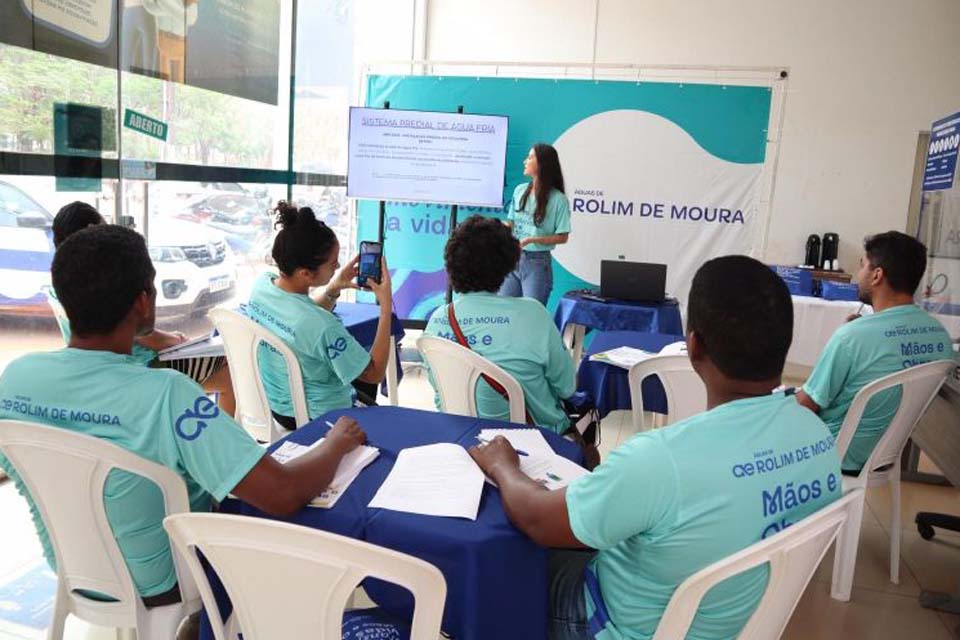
[0,226,366,622]
[797,231,956,472]
[471,256,841,640]
[424,215,576,434]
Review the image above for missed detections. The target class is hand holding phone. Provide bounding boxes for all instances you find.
[357,241,383,288]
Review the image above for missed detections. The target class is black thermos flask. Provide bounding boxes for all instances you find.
[804,234,821,268]
[821,233,839,269]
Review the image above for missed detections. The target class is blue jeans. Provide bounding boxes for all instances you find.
[548,550,596,640]
[499,250,554,305]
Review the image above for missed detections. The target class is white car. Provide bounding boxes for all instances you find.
[0,180,238,319]
[147,217,238,318]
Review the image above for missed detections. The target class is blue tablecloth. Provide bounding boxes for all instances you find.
[199,407,584,640]
[554,292,683,337]
[578,331,685,419]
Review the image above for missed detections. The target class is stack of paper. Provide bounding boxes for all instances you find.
[476,428,555,458]
[369,444,484,520]
[157,334,223,361]
[516,454,589,490]
[477,428,589,490]
[270,439,380,509]
[589,346,655,370]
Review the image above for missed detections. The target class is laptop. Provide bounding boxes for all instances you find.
[600,260,667,303]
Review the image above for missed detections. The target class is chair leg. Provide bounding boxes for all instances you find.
[137,603,186,640]
[890,462,902,585]
[46,585,68,640]
[831,489,866,602]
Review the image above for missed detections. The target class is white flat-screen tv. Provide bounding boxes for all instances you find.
[347,107,509,208]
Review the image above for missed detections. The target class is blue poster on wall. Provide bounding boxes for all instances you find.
[922,111,960,191]
[359,75,772,322]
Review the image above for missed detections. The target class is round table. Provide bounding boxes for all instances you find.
[200,406,584,640]
[578,331,685,419]
[554,292,684,363]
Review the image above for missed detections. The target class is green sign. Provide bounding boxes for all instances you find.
[123,109,167,141]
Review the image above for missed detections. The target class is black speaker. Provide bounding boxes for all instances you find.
[804,234,821,268]
[821,233,839,269]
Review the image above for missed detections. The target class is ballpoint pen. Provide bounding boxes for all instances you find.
[476,436,529,456]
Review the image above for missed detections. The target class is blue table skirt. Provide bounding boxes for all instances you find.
[553,292,683,337]
[200,407,584,640]
[334,302,406,393]
[578,331,685,419]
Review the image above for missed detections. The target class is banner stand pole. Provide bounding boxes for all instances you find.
[377,101,390,245]
[445,105,465,304]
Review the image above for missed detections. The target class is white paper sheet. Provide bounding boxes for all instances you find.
[518,455,590,490]
[368,443,484,520]
[476,428,556,458]
[270,439,380,509]
[589,346,655,370]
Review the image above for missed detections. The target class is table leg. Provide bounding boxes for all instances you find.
[386,336,400,406]
[563,323,586,366]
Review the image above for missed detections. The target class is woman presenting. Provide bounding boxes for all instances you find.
[499,143,571,305]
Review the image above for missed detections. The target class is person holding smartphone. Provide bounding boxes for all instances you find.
[499,143,571,306]
[246,202,393,430]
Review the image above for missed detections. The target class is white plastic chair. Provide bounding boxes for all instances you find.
[652,489,864,640]
[417,335,527,424]
[209,307,309,443]
[0,420,200,640]
[829,359,954,601]
[628,354,707,431]
[42,285,71,345]
[163,512,447,640]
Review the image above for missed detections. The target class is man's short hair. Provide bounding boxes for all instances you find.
[688,255,793,381]
[52,201,104,248]
[52,225,155,336]
[445,215,521,293]
[864,231,927,295]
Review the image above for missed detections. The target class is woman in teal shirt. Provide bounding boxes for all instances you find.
[247,202,393,429]
[499,143,572,305]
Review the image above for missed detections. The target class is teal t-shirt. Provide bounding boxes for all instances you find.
[803,304,955,472]
[0,348,266,597]
[566,393,841,640]
[48,289,156,366]
[506,183,571,252]
[423,292,575,433]
[246,272,370,420]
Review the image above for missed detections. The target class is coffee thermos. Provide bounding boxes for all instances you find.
[804,234,821,268]
[821,233,839,270]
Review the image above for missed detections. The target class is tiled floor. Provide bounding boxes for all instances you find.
[0,362,958,639]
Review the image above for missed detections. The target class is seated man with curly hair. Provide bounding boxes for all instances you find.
[424,214,576,435]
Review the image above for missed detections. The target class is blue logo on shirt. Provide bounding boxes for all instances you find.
[326,337,348,360]
[175,396,221,441]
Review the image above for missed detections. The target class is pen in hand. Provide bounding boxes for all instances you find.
[476,436,529,456]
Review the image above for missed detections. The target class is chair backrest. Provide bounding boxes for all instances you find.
[836,359,954,481]
[0,420,198,625]
[208,307,309,441]
[628,354,706,430]
[652,489,864,640]
[416,335,527,424]
[42,285,71,345]
[164,513,447,640]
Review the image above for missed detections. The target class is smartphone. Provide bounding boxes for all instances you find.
[357,241,383,288]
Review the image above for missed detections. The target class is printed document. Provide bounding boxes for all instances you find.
[369,443,484,520]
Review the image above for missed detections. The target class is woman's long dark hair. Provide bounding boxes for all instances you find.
[519,143,565,226]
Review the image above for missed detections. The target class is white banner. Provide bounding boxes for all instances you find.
[553,109,764,311]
